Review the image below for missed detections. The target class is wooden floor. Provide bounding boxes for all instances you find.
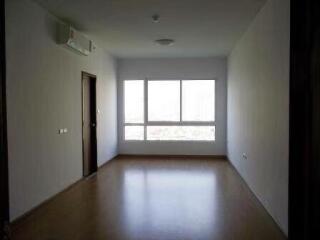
[11,156,286,240]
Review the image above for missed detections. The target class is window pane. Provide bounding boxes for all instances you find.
[125,126,144,140]
[147,126,215,141]
[182,80,215,121]
[125,80,144,123]
[148,81,180,121]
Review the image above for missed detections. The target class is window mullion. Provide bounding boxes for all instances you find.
[147,121,215,126]
[144,78,148,140]
[180,80,182,122]
[124,123,145,126]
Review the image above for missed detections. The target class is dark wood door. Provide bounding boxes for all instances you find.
[82,72,97,177]
[0,0,9,238]
[289,0,320,239]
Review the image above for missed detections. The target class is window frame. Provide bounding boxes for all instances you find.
[123,78,217,142]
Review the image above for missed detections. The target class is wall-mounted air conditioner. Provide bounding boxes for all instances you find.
[58,24,94,56]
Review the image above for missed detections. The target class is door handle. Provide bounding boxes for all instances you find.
[91,123,96,127]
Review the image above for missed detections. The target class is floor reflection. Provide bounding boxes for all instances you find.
[123,168,217,239]
[11,157,286,240]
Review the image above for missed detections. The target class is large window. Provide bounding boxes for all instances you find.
[124,80,144,140]
[148,80,180,121]
[124,80,144,123]
[124,79,215,141]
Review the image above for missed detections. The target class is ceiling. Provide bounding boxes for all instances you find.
[34,0,266,58]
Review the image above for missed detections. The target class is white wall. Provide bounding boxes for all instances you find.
[6,0,118,220]
[227,0,289,235]
[117,58,227,155]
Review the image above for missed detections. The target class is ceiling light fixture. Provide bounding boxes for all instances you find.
[155,38,175,46]
[152,14,160,23]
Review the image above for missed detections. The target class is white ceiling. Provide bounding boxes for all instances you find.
[34,0,266,58]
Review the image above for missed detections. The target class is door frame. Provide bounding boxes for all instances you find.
[289,0,320,239]
[0,0,319,239]
[0,0,9,238]
[81,71,98,177]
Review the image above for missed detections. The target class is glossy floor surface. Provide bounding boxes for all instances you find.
[11,156,286,240]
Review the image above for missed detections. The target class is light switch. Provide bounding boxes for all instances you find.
[63,128,68,133]
[59,129,64,134]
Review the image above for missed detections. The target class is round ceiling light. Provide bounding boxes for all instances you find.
[155,38,175,46]
[152,14,160,23]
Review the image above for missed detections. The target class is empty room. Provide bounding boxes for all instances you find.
[1,0,319,239]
